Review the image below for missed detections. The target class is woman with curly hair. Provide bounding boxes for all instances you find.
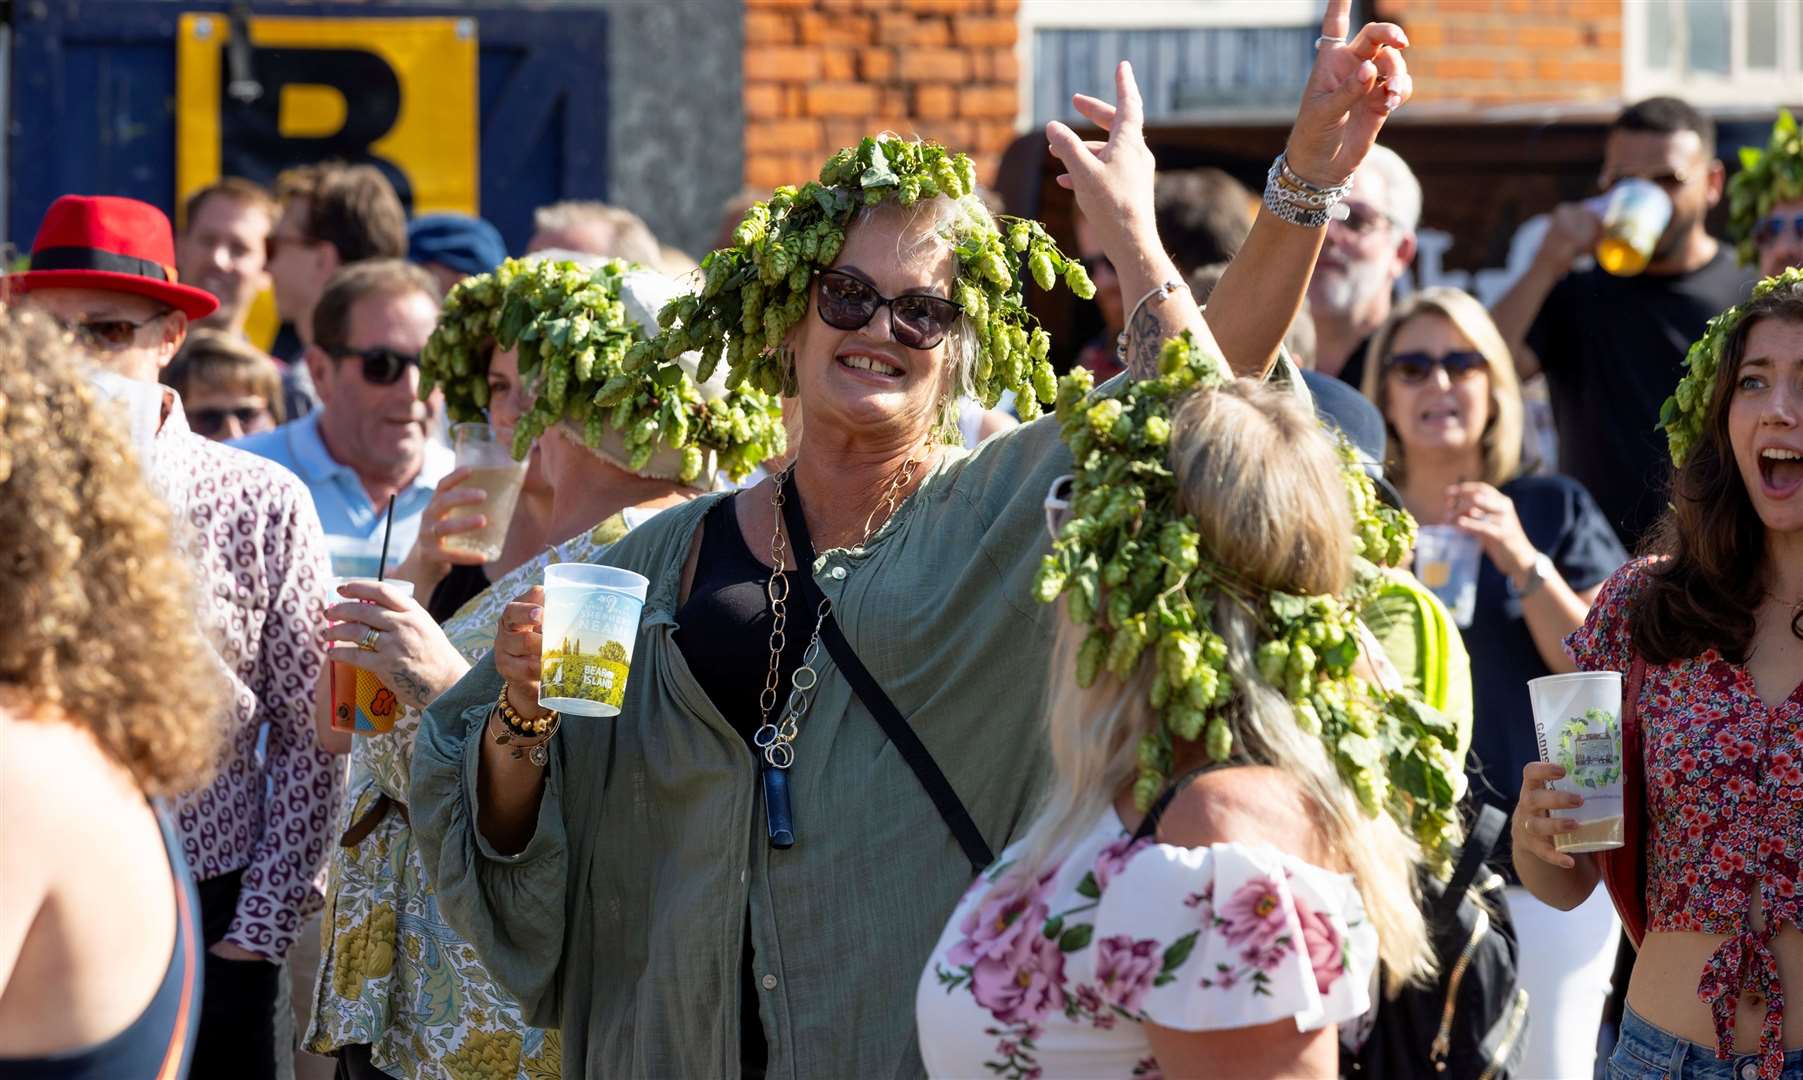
[1515,271,1803,1079]
[0,310,226,1077]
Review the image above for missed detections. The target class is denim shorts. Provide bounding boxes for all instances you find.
[1609,1005,1803,1079]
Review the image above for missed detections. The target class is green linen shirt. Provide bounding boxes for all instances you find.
[411,415,1071,1079]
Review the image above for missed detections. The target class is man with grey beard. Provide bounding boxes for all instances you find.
[1308,144,1421,387]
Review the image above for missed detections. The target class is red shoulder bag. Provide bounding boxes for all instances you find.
[1595,656,1649,947]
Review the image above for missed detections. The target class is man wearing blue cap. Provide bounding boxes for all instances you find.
[407,212,508,294]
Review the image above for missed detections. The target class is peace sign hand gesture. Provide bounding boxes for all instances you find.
[1286,0,1414,187]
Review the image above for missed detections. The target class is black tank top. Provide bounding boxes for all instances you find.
[0,808,200,1080]
[672,494,813,747]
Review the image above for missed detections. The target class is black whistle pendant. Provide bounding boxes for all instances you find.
[762,766,796,849]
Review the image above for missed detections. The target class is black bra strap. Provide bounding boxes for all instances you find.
[779,476,996,874]
[1131,761,1246,843]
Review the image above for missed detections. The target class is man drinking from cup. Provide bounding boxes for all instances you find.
[5,193,340,1080]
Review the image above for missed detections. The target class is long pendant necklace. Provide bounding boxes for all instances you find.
[752,455,922,849]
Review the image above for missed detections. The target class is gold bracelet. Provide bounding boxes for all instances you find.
[496,684,558,737]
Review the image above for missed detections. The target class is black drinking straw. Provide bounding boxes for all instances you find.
[376,494,397,581]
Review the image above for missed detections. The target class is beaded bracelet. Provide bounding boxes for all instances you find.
[1264,152,1353,229]
[492,686,560,766]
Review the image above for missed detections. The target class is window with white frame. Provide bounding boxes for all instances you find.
[1624,0,1803,105]
[1017,0,1321,129]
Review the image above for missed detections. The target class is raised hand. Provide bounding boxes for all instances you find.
[1044,60,1158,265]
[1286,0,1413,186]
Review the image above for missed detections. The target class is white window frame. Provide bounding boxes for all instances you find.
[1015,0,1321,130]
[1623,0,1803,106]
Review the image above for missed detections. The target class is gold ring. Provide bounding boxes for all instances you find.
[358,627,382,652]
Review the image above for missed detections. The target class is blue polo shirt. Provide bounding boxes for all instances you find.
[232,413,453,580]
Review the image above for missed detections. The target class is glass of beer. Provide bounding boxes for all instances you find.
[1528,671,1626,853]
[445,422,528,563]
[1413,525,1481,628]
[1590,178,1673,277]
[538,563,650,718]
[329,579,416,736]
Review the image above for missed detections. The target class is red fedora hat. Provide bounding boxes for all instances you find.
[5,194,219,320]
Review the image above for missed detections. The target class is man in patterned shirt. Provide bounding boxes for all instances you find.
[7,194,341,1080]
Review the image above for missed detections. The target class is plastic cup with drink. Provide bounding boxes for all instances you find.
[538,563,650,717]
[1527,671,1626,854]
[329,578,416,736]
[1413,524,1481,628]
[445,422,529,563]
[1588,178,1673,277]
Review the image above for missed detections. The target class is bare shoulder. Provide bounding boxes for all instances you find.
[1155,765,1336,868]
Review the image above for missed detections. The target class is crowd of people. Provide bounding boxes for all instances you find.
[3,2,1803,1077]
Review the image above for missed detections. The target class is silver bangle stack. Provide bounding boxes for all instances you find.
[1263,152,1352,230]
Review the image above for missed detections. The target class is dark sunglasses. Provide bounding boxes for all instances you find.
[1079,253,1114,278]
[1755,214,1803,246]
[335,346,421,386]
[58,313,167,352]
[188,404,268,436]
[1335,201,1393,235]
[1384,350,1488,384]
[815,270,962,350]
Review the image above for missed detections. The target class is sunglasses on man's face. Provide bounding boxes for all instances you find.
[1384,350,1488,384]
[815,269,962,351]
[188,404,269,437]
[58,313,166,352]
[1334,201,1393,236]
[1755,214,1803,247]
[336,346,421,386]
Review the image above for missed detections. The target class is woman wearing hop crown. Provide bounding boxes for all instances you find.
[411,4,1416,1074]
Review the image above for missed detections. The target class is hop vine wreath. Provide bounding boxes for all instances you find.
[629,135,1095,432]
[420,256,787,483]
[1661,267,1803,468]
[1728,109,1802,268]
[1032,331,1458,857]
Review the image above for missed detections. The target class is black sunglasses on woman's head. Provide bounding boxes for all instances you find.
[815,269,962,351]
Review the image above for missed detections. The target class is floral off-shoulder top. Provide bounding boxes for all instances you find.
[914,806,1378,1078]
[1568,557,1803,1079]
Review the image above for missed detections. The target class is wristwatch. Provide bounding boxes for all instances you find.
[1508,552,1555,599]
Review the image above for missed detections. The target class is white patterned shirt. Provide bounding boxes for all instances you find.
[155,392,341,961]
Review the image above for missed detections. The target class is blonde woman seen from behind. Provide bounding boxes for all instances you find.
[916,380,1429,1078]
[0,311,225,1077]
[1362,286,1626,1080]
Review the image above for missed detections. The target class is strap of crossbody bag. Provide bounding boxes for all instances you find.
[779,481,996,874]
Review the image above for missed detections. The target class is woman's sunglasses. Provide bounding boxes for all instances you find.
[1384,350,1487,384]
[335,346,421,386]
[1754,214,1803,246]
[188,404,269,437]
[815,270,962,351]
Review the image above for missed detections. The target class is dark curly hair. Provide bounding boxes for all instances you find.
[1633,285,1803,664]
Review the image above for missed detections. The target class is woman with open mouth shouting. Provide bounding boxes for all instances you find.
[410,3,1414,1074]
[1515,268,1803,1080]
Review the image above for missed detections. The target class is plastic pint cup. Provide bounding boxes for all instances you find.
[1413,525,1481,628]
[329,579,416,736]
[446,423,528,563]
[538,563,650,717]
[1590,178,1673,277]
[1528,671,1626,853]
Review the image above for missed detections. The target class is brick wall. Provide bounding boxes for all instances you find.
[742,0,1020,189]
[1375,0,1622,107]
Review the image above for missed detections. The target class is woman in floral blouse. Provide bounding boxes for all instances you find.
[915,379,1430,1078]
[1515,276,1803,1079]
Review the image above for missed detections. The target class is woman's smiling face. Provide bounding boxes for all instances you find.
[786,201,960,449]
[1381,312,1491,462]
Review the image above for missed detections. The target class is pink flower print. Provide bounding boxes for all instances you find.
[1094,936,1161,1012]
[1294,895,1345,994]
[1218,876,1288,952]
[969,927,1067,1024]
[1094,835,1151,892]
[950,880,1051,967]
[1183,885,1215,922]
